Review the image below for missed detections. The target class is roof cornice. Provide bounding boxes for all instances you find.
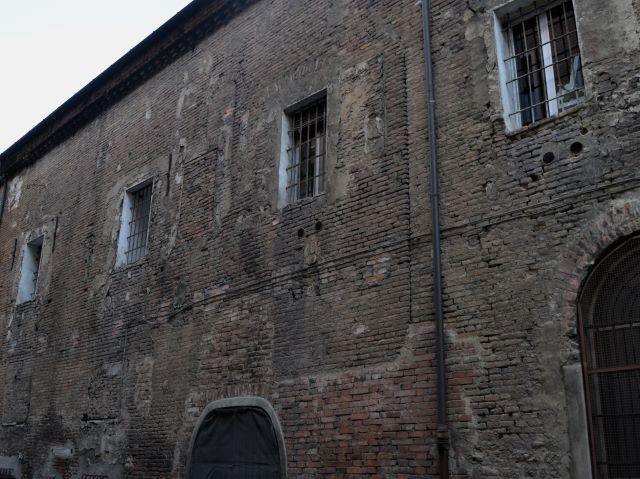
[0,0,255,178]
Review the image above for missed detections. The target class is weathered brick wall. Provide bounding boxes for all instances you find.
[428,0,640,477]
[2,0,638,477]
[0,0,439,477]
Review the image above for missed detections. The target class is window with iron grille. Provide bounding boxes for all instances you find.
[284,94,326,204]
[17,236,43,304]
[116,181,153,266]
[495,0,584,130]
[579,236,640,478]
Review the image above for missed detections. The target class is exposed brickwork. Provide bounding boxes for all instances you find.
[1,0,639,477]
[0,0,436,477]
[428,0,640,477]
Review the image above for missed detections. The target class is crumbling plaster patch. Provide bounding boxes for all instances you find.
[7,176,23,211]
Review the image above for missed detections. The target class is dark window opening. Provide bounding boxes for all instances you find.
[0,469,14,479]
[124,182,152,265]
[188,406,283,479]
[286,95,326,204]
[579,235,640,478]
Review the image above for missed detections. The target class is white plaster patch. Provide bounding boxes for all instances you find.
[354,324,367,336]
[464,14,484,41]
[145,97,152,120]
[363,115,384,153]
[7,176,23,211]
[176,85,193,119]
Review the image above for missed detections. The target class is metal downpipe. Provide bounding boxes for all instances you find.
[420,0,449,477]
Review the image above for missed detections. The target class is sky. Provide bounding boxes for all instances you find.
[0,0,194,153]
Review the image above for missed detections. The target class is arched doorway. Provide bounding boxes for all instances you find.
[186,397,287,479]
[579,235,640,478]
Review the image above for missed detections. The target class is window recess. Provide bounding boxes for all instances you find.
[495,0,584,130]
[284,93,326,204]
[116,180,153,266]
[16,236,43,304]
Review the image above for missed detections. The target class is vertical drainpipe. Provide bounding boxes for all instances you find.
[420,0,450,477]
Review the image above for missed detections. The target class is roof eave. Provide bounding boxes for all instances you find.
[0,0,254,179]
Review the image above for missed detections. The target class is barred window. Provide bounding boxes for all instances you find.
[116,180,153,266]
[0,468,15,479]
[285,95,326,204]
[496,0,584,130]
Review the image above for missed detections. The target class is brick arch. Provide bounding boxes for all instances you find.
[552,196,640,345]
[548,195,640,479]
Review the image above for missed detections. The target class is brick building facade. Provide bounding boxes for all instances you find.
[0,0,638,478]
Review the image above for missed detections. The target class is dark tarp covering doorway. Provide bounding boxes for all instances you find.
[189,406,282,479]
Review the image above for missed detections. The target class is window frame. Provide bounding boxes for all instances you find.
[280,91,327,206]
[16,236,44,305]
[115,178,154,267]
[494,0,585,131]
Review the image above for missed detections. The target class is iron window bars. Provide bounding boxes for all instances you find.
[124,182,152,264]
[286,96,326,204]
[500,0,584,128]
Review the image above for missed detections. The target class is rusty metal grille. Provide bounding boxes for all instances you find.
[286,97,326,203]
[579,236,640,478]
[0,469,14,479]
[125,182,152,264]
[502,0,584,127]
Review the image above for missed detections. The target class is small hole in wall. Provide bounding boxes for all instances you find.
[580,127,589,135]
[542,152,555,164]
[297,228,305,238]
[315,221,323,232]
[570,141,584,155]
[530,173,540,182]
